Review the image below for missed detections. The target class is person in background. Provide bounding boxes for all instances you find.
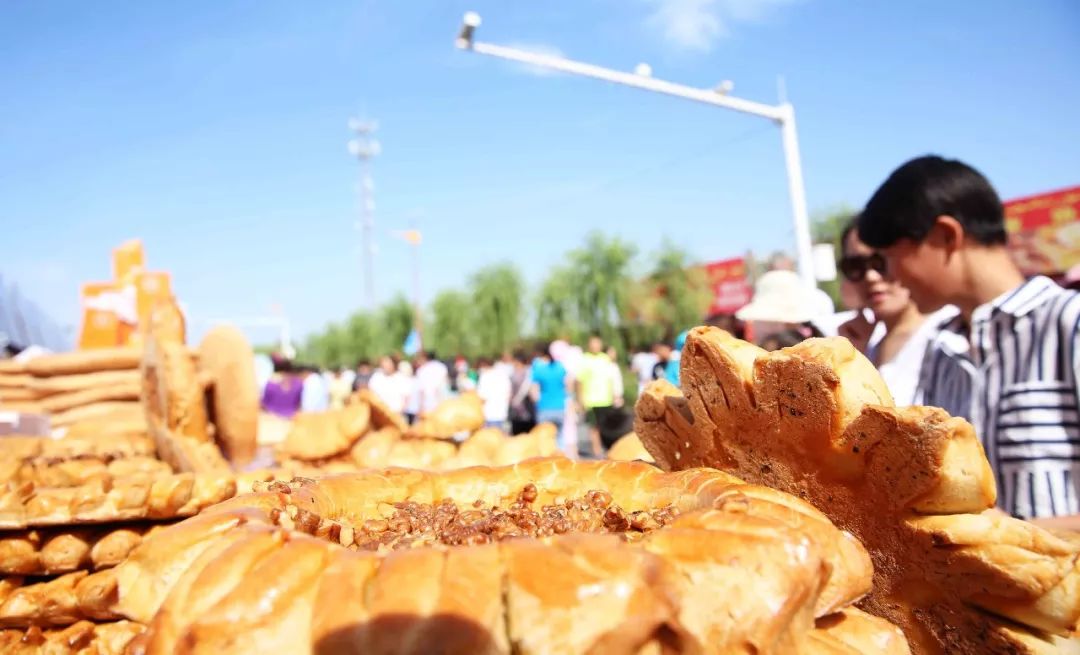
[736,270,827,347]
[606,346,625,406]
[651,342,671,381]
[665,332,688,386]
[494,351,515,379]
[507,349,536,435]
[261,356,303,419]
[759,328,807,352]
[415,351,450,417]
[476,357,512,430]
[453,356,476,393]
[368,356,398,409]
[858,155,1080,524]
[352,360,374,392]
[837,219,952,406]
[398,360,418,423]
[576,336,621,459]
[630,345,659,395]
[530,344,569,446]
[328,366,353,410]
[300,365,329,412]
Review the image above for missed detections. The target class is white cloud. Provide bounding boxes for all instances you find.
[504,42,567,77]
[644,0,798,53]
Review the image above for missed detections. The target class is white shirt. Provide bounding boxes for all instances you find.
[630,352,659,387]
[476,368,512,422]
[916,277,1080,519]
[369,369,412,414]
[871,307,956,407]
[416,360,450,414]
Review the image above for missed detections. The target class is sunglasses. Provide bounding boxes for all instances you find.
[838,253,887,282]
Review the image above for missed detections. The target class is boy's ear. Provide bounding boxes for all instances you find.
[931,215,965,255]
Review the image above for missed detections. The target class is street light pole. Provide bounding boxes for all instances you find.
[455,12,817,288]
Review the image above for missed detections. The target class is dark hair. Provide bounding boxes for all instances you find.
[534,342,551,359]
[839,217,859,257]
[761,329,806,351]
[477,357,492,368]
[512,349,529,364]
[858,155,1006,249]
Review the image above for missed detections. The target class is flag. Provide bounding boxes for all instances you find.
[403,329,422,356]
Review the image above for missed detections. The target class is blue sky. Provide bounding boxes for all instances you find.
[3,0,1079,344]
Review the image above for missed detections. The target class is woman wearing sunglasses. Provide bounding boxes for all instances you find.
[837,220,953,406]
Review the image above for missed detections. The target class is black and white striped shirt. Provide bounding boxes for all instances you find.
[916,276,1080,519]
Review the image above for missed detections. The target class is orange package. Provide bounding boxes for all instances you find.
[78,282,121,349]
[112,239,145,284]
[135,272,172,329]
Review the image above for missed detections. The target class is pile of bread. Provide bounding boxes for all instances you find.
[0,348,147,437]
[635,327,1080,654]
[3,326,1078,653]
[278,391,561,474]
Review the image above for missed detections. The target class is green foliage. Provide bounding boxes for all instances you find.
[812,205,858,310]
[469,263,525,357]
[304,224,862,368]
[379,294,416,355]
[535,265,579,343]
[428,289,474,358]
[565,232,637,351]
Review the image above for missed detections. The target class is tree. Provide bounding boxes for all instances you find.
[644,240,712,341]
[428,289,474,358]
[535,265,579,343]
[469,263,525,357]
[342,311,383,364]
[379,294,416,355]
[566,232,637,350]
[811,205,858,310]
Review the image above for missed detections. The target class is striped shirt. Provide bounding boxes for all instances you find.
[916,276,1080,519]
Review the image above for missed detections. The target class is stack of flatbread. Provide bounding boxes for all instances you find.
[0,349,146,437]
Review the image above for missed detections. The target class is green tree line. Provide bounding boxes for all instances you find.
[298,231,714,368]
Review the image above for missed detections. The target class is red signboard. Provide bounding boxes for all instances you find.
[1006,185,1080,276]
[702,257,753,315]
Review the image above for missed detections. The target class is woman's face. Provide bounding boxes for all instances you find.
[380,357,394,374]
[842,231,911,319]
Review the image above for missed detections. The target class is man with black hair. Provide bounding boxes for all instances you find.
[858,155,1080,524]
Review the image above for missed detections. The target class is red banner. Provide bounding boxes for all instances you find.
[1006,185,1080,276]
[702,257,753,315]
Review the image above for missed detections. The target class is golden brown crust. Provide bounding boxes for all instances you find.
[197,326,259,466]
[2,456,172,489]
[0,569,120,627]
[635,327,1080,654]
[607,432,655,463]
[0,471,270,529]
[26,369,142,395]
[356,388,408,432]
[0,524,171,576]
[23,348,142,378]
[38,382,142,414]
[113,459,882,653]
[282,401,371,461]
[141,333,210,445]
[806,608,910,655]
[406,392,485,439]
[51,401,144,428]
[0,619,146,655]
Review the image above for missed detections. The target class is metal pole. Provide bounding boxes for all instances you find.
[456,15,817,288]
[777,104,815,287]
[360,158,376,308]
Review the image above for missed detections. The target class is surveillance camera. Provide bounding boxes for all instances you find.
[457,11,482,48]
[714,80,734,95]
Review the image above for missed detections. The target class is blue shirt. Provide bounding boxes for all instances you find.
[530,360,567,411]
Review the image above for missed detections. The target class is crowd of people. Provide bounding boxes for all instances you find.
[258,154,1080,525]
[257,333,692,460]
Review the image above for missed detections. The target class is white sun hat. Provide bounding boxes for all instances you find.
[735,270,825,324]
